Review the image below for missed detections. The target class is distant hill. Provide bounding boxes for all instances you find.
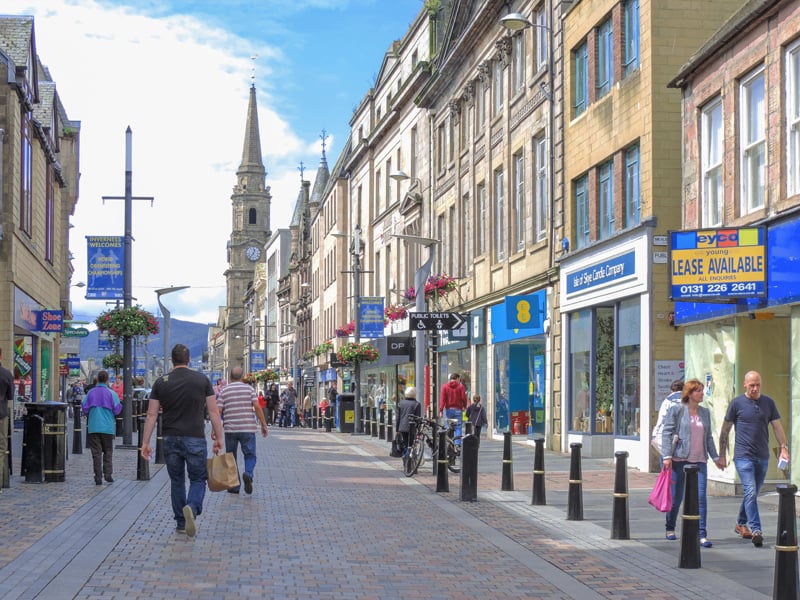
[79,317,212,368]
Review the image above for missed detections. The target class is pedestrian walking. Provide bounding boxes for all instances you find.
[465,394,487,443]
[280,382,298,427]
[395,386,421,450]
[0,348,14,490]
[140,344,224,537]
[660,378,724,547]
[718,370,790,548]
[81,370,122,485]
[217,366,268,495]
[440,373,467,441]
[266,383,279,425]
[302,392,313,427]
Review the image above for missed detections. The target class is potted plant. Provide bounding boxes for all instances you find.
[336,342,379,365]
[95,305,159,338]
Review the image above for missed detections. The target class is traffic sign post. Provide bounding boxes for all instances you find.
[409,312,466,331]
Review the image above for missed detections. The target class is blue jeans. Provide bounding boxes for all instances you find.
[444,408,463,444]
[163,436,208,528]
[734,457,770,534]
[666,461,708,538]
[224,431,257,491]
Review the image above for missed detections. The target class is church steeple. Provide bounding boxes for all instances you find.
[238,83,264,176]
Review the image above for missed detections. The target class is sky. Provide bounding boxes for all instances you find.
[11,0,423,326]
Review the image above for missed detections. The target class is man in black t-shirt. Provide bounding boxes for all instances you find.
[141,344,223,537]
[719,370,789,548]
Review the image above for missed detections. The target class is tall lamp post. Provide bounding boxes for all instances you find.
[156,286,190,377]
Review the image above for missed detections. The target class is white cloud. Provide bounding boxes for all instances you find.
[19,0,310,324]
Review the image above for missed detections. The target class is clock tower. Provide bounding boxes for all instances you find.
[222,81,271,372]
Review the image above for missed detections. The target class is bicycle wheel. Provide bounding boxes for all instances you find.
[404,438,423,477]
[447,439,461,473]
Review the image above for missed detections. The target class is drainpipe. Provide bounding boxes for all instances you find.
[0,128,4,240]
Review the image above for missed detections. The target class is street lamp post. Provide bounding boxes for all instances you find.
[156,286,190,378]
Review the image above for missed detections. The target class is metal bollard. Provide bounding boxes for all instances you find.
[137,415,150,481]
[115,410,123,437]
[611,450,630,539]
[431,421,439,477]
[773,484,799,600]
[386,409,393,443]
[679,464,701,569]
[312,405,318,430]
[531,436,546,505]
[155,411,165,464]
[460,434,478,502]
[436,430,449,493]
[3,417,11,487]
[378,408,385,440]
[567,442,583,521]
[72,403,83,454]
[371,407,378,438]
[501,431,514,491]
[325,406,332,432]
[131,399,139,433]
[23,414,45,484]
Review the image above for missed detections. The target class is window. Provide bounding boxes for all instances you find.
[477,81,487,132]
[569,309,592,432]
[535,7,548,71]
[477,183,487,256]
[597,19,613,98]
[375,169,382,214]
[623,0,639,76]
[410,126,419,178]
[437,214,445,274]
[787,41,800,196]
[494,59,504,115]
[599,160,614,239]
[437,123,446,172]
[573,42,588,116]
[625,145,641,228]
[463,192,472,267]
[512,151,525,252]
[248,207,257,225]
[534,135,547,241]
[740,67,766,213]
[448,115,455,162]
[512,32,525,94]
[616,299,641,437]
[575,175,589,250]
[448,205,456,274]
[494,169,505,261]
[20,111,33,235]
[701,100,723,226]
[460,99,470,151]
[385,158,392,208]
[45,164,54,263]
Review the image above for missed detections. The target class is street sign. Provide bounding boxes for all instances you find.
[387,336,415,356]
[409,312,466,331]
[63,326,90,338]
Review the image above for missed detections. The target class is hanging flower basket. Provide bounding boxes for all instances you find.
[255,369,280,383]
[302,350,316,361]
[403,274,458,302]
[314,341,334,356]
[384,304,408,322]
[242,373,257,384]
[102,353,124,370]
[337,342,379,365]
[335,321,355,337]
[95,305,159,338]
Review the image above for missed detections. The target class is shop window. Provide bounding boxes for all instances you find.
[569,309,592,432]
[740,66,766,213]
[616,299,641,437]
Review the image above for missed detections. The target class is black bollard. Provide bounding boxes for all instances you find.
[312,405,318,430]
[611,450,630,540]
[71,402,83,454]
[131,398,139,433]
[23,414,45,484]
[501,431,514,491]
[679,464,701,568]
[431,421,439,477]
[436,430,449,493]
[567,442,583,521]
[461,434,479,502]
[115,411,123,437]
[379,408,385,440]
[137,415,150,481]
[371,407,378,438]
[325,406,332,432]
[386,409,393,443]
[3,417,11,487]
[155,411,165,464]
[531,436,546,505]
[773,484,799,600]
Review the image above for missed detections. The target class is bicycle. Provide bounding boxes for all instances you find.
[403,415,436,477]
[444,418,461,474]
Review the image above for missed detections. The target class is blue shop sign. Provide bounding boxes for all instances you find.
[35,310,64,333]
[491,290,547,343]
[566,251,636,297]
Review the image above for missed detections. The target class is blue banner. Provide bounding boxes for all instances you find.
[86,236,124,299]
[35,309,64,333]
[251,351,266,371]
[98,333,114,351]
[359,296,385,339]
[135,356,146,377]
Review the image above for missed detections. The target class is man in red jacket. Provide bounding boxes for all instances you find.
[440,373,467,443]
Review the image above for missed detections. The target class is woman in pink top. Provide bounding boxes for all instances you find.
[661,378,725,547]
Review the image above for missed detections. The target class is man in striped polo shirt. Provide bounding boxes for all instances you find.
[217,366,269,494]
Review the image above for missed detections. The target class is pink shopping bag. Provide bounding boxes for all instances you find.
[648,468,673,512]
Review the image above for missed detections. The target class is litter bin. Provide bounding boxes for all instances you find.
[23,402,67,482]
[337,393,355,434]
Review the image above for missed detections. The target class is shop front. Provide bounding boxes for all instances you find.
[560,230,656,469]
[675,217,800,490]
[360,336,415,414]
[489,291,548,439]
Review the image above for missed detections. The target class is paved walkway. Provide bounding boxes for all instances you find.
[0,424,794,599]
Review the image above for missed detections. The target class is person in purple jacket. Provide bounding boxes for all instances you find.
[82,370,122,485]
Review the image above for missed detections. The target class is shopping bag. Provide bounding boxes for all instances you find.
[390,432,405,458]
[206,452,239,492]
[648,468,673,512]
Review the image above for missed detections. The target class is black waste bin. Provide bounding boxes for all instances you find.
[337,393,355,434]
[24,402,67,482]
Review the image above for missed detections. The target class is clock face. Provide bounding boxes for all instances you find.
[245,246,261,261]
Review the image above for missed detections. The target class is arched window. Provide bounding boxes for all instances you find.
[248,207,257,225]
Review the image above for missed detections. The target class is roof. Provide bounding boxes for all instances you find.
[0,15,34,68]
